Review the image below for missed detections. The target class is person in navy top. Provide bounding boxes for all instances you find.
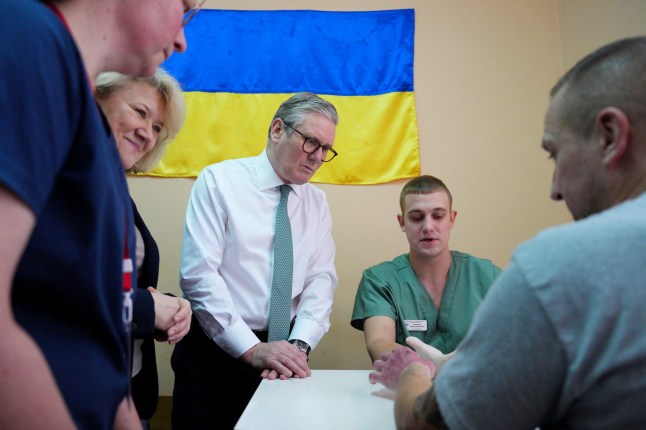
[0,1,200,428]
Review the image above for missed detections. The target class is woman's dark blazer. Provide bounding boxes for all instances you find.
[131,198,160,420]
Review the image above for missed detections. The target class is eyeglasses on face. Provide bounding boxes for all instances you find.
[182,0,206,27]
[282,120,338,162]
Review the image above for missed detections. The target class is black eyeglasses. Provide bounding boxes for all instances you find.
[282,121,338,162]
[182,0,205,27]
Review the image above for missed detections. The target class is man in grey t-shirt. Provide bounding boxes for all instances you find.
[370,36,646,429]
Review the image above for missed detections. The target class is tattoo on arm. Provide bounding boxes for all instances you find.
[412,386,448,429]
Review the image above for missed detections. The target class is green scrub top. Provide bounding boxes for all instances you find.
[351,251,502,354]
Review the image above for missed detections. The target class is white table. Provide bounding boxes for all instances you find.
[234,369,396,430]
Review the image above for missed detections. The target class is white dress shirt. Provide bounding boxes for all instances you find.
[180,150,338,357]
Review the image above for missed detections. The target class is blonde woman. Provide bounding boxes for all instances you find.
[96,68,190,428]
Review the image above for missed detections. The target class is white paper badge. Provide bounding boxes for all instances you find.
[404,320,427,331]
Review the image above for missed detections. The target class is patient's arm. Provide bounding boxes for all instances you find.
[363,316,399,363]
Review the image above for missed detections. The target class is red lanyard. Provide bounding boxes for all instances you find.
[122,212,133,324]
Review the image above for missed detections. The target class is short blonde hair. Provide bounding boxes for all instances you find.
[95,68,186,173]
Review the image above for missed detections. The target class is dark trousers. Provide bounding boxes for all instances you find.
[171,316,265,430]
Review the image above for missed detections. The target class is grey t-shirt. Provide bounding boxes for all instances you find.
[436,192,646,429]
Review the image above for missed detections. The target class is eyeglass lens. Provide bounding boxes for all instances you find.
[303,139,335,162]
[283,120,337,162]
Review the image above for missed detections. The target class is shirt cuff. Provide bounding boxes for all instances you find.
[289,318,325,350]
[214,318,261,358]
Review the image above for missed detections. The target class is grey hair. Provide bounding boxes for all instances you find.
[267,92,339,140]
[550,36,646,139]
[95,68,186,173]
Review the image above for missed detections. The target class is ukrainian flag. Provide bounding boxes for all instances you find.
[151,9,419,185]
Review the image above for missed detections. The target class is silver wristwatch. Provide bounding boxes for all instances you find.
[289,339,311,355]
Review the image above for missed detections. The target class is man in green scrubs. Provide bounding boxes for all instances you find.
[351,175,501,362]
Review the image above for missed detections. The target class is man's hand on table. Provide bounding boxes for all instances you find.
[241,341,311,380]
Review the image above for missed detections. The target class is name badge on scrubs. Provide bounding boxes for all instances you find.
[404,320,427,331]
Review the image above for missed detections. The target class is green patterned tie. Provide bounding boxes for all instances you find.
[267,185,293,342]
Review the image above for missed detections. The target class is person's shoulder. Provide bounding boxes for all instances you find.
[524,195,646,254]
[451,250,500,270]
[2,1,83,88]
[451,250,494,264]
[4,1,71,47]
[199,156,255,177]
[511,222,579,272]
[5,0,52,25]
[513,194,646,279]
[364,254,410,275]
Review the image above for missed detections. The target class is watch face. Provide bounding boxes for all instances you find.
[290,339,310,354]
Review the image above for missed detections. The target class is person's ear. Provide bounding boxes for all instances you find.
[269,118,284,143]
[397,214,405,231]
[595,107,629,167]
[449,210,457,229]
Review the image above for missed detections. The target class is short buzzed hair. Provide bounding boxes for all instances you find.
[399,175,453,213]
[550,36,646,139]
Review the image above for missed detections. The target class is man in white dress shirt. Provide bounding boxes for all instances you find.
[171,92,340,429]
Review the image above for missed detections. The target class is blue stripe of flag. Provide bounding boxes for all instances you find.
[163,9,414,96]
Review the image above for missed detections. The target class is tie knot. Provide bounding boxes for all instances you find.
[279,185,292,199]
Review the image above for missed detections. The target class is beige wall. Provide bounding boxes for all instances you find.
[557,0,646,68]
[127,0,644,395]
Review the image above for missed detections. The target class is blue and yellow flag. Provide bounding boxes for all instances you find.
[151,9,419,184]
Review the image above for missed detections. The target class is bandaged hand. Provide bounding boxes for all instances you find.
[406,337,456,378]
[369,346,435,392]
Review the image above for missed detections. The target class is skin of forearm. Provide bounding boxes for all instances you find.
[395,364,447,430]
[0,191,75,427]
[1,323,76,429]
[367,338,399,363]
